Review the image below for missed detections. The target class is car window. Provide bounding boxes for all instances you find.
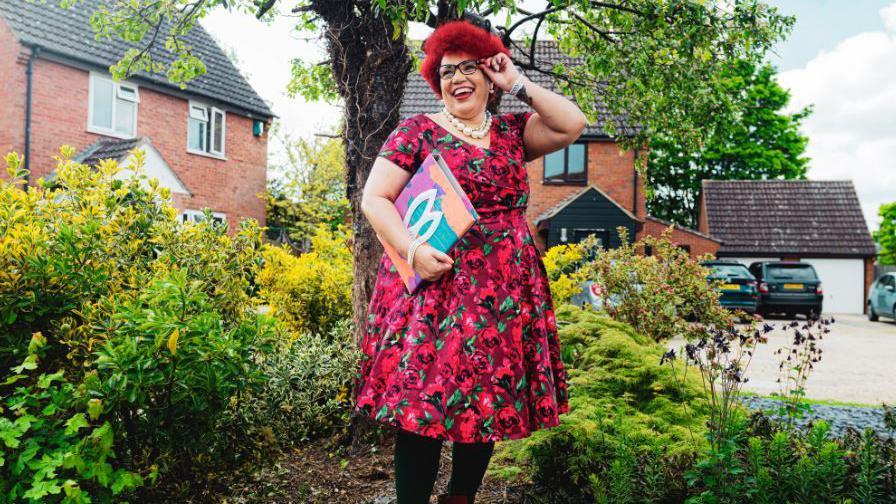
[708,264,751,278]
[765,265,818,281]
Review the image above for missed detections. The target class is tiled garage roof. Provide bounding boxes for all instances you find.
[401,40,643,139]
[702,180,877,257]
[0,0,274,119]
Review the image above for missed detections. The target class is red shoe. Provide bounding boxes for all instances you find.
[435,494,470,504]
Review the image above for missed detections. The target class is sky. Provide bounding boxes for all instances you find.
[200,1,896,231]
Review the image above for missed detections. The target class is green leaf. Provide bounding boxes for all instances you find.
[37,370,65,389]
[87,398,103,421]
[64,414,89,436]
[12,354,38,373]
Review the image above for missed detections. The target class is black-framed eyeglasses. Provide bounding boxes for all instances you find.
[439,59,481,80]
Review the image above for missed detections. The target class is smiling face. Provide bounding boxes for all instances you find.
[439,51,491,120]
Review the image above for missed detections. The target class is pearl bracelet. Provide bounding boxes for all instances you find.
[407,234,427,271]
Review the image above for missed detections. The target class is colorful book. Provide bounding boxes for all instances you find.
[376,148,479,294]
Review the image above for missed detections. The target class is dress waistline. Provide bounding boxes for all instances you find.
[476,207,527,223]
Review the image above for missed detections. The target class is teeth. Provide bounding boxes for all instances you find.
[453,88,473,96]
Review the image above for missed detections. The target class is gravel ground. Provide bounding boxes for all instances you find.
[740,395,895,438]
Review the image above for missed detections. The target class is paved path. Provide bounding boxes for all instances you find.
[668,313,896,405]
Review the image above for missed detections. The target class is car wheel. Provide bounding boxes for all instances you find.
[808,306,822,320]
[868,302,879,322]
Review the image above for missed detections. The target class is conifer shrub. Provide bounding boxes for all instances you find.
[493,303,709,502]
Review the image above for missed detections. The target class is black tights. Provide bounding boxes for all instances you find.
[393,428,494,504]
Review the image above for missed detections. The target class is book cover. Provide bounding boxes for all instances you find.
[376,148,479,294]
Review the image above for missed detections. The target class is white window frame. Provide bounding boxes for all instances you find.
[87,71,140,139]
[187,100,226,159]
[180,209,227,226]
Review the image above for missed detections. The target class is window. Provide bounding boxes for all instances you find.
[88,73,139,137]
[544,143,586,183]
[572,228,609,247]
[188,101,226,157]
[180,209,227,227]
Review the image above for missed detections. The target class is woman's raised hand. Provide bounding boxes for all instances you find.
[411,243,454,282]
[478,53,522,92]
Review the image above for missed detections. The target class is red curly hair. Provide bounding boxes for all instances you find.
[420,19,511,99]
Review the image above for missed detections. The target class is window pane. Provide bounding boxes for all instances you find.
[117,85,137,101]
[188,119,207,151]
[114,98,135,136]
[91,77,113,130]
[568,144,586,175]
[212,110,224,154]
[190,105,208,121]
[544,150,564,178]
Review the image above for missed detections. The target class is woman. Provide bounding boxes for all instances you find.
[351,19,587,504]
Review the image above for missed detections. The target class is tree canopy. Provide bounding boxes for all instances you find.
[875,202,896,266]
[646,58,811,227]
[88,0,795,155]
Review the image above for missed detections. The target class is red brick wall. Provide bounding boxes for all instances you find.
[2,49,269,231]
[864,256,875,314]
[637,218,721,260]
[0,19,27,170]
[526,141,647,251]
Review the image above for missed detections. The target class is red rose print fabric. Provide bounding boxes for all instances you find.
[350,111,570,443]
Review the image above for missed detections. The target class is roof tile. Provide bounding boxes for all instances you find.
[0,0,274,118]
[702,180,877,256]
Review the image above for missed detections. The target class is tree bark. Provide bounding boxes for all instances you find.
[314,1,413,348]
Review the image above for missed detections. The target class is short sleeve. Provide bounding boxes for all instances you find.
[377,116,422,174]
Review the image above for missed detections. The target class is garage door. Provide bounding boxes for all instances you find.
[723,257,865,314]
[800,259,865,314]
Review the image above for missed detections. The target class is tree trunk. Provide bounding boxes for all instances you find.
[314,0,413,450]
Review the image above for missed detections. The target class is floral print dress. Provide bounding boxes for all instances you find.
[350,111,570,443]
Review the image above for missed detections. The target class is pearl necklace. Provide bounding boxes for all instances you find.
[442,106,492,139]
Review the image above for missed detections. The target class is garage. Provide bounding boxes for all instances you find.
[698,180,877,315]
[722,257,866,314]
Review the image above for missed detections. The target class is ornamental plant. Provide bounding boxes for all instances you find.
[542,242,590,304]
[578,226,737,342]
[0,332,147,503]
[256,223,353,339]
[0,148,287,498]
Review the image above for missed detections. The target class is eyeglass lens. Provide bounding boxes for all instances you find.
[439,60,480,79]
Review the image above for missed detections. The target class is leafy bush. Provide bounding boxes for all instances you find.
[542,242,590,304]
[495,304,709,503]
[683,414,896,504]
[85,267,278,477]
[578,226,736,342]
[1,333,146,503]
[0,148,288,498]
[256,223,353,338]
[224,319,361,449]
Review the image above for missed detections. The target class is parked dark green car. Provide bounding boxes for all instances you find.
[702,260,759,314]
[748,261,823,318]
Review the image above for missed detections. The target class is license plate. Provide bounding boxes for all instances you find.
[720,283,740,291]
[783,283,804,290]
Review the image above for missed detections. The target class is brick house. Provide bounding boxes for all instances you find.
[0,0,275,230]
[399,41,720,258]
[699,180,878,314]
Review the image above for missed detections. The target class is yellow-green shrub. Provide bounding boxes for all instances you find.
[256,223,352,338]
[0,147,286,500]
[492,304,708,503]
[542,242,589,304]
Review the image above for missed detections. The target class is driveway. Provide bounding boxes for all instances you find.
[668,313,896,405]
